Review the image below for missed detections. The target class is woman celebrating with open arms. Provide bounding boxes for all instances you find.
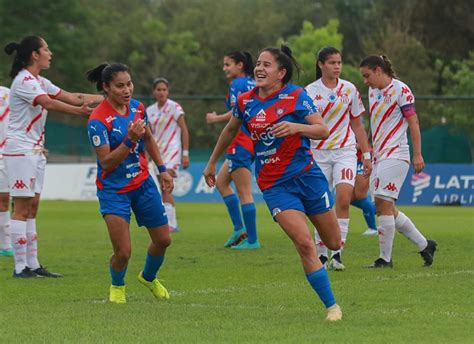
[305,46,372,271]
[359,55,437,268]
[204,46,342,321]
[86,63,174,303]
[4,36,102,278]
[205,51,259,249]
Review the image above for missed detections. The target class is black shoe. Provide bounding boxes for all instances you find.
[366,258,393,268]
[13,267,43,278]
[420,239,437,267]
[319,255,328,266]
[32,266,63,278]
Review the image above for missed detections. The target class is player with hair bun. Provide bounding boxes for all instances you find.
[206,51,259,249]
[87,63,174,303]
[205,45,342,321]
[3,36,102,278]
[359,55,437,268]
[306,46,372,271]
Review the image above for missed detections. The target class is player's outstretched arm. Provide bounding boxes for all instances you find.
[56,90,104,107]
[203,116,241,187]
[205,110,232,124]
[35,94,93,116]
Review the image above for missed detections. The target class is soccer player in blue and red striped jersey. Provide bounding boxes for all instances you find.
[204,46,343,321]
[86,63,174,304]
[206,51,259,249]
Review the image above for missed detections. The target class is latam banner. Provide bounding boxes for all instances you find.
[42,162,473,206]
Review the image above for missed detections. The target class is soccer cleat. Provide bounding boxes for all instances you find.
[362,228,378,236]
[366,258,393,268]
[419,239,437,267]
[231,238,260,250]
[319,255,328,268]
[138,271,170,300]
[0,248,14,257]
[32,266,64,278]
[13,267,42,278]
[326,304,342,321]
[109,285,126,304]
[224,228,247,247]
[170,225,180,233]
[329,253,345,271]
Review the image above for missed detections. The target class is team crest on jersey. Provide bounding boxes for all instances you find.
[328,92,337,103]
[256,109,267,122]
[274,106,286,117]
[384,95,392,104]
[105,116,116,123]
[340,93,350,104]
[376,93,383,101]
[243,99,253,105]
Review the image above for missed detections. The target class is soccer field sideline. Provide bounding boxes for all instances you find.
[0,202,473,343]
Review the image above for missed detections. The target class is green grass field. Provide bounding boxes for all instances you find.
[0,202,473,343]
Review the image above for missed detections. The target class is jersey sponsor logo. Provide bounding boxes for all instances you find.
[92,135,101,146]
[328,92,337,103]
[302,100,316,113]
[89,124,97,131]
[278,94,294,100]
[249,122,270,129]
[256,148,276,157]
[105,116,116,123]
[112,127,123,135]
[260,156,280,165]
[251,127,275,146]
[255,109,267,122]
[12,179,28,189]
[15,237,27,245]
[126,170,142,179]
[314,94,323,101]
[22,76,35,83]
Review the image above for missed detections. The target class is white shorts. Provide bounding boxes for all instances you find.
[4,153,46,197]
[311,147,357,191]
[371,159,409,200]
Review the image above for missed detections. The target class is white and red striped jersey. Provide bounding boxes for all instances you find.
[0,86,10,154]
[5,69,61,155]
[147,99,185,170]
[306,78,364,150]
[368,79,414,161]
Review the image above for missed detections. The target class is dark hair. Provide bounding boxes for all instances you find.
[153,77,169,89]
[316,46,341,79]
[86,63,130,91]
[359,55,397,78]
[4,36,44,79]
[225,51,254,76]
[258,45,300,84]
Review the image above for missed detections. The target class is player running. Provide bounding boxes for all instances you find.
[147,77,190,232]
[87,63,174,303]
[305,47,372,271]
[359,55,437,268]
[204,45,342,321]
[205,51,259,249]
[4,36,102,278]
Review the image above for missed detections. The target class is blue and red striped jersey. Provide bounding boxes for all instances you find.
[233,84,319,190]
[87,98,149,194]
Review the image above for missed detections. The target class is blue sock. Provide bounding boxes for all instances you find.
[143,254,165,282]
[352,197,377,229]
[110,265,127,286]
[223,194,243,231]
[306,267,336,308]
[241,203,257,243]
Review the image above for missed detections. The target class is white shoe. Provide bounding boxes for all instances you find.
[362,228,378,236]
[329,257,345,271]
[326,304,342,321]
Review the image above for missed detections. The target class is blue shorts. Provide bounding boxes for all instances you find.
[227,145,254,173]
[356,160,364,175]
[262,167,334,218]
[98,176,168,228]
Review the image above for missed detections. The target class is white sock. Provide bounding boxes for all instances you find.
[314,227,328,257]
[395,211,428,251]
[377,215,396,262]
[0,211,12,250]
[170,204,178,228]
[26,218,40,270]
[332,218,349,257]
[10,220,27,273]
